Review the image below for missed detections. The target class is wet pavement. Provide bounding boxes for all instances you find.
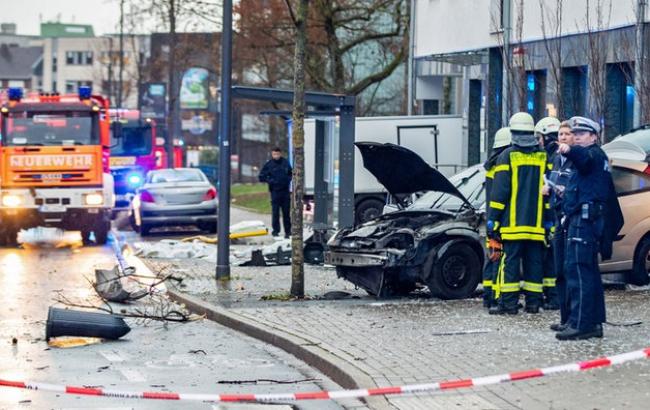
[0,243,357,410]
[143,257,650,410]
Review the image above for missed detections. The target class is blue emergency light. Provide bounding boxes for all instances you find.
[8,87,23,101]
[127,173,143,187]
[78,86,92,100]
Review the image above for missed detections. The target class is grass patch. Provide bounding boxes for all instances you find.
[260,293,292,301]
[231,183,271,214]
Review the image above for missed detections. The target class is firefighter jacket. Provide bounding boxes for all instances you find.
[483,146,509,208]
[487,145,550,242]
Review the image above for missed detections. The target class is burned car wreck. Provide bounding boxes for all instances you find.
[325,142,485,299]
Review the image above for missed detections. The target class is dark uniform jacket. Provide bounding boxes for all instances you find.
[562,144,623,260]
[548,154,574,218]
[259,158,293,196]
[488,145,550,242]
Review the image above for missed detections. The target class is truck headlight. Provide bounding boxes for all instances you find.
[84,193,104,206]
[2,194,23,207]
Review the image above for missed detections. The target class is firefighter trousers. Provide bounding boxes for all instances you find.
[482,257,499,307]
[564,215,606,331]
[543,244,559,306]
[496,240,544,310]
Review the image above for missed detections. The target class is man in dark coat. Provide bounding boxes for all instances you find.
[259,147,293,238]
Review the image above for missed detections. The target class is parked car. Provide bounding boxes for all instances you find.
[601,127,650,285]
[130,168,217,235]
[325,143,486,299]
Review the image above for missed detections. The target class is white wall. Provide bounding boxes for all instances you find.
[415,0,646,58]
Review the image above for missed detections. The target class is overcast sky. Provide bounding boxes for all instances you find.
[1,0,221,36]
[1,0,123,35]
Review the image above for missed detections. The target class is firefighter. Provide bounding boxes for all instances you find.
[482,127,512,308]
[547,121,575,331]
[555,116,623,340]
[487,112,550,315]
[535,116,561,310]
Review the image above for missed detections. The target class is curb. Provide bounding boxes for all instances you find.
[167,288,393,410]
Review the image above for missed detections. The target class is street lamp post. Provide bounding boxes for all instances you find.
[216,0,233,280]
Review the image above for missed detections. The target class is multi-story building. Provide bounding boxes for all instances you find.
[412,0,649,163]
[40,22,148,108]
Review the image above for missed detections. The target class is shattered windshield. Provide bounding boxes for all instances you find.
[410,166,485,211]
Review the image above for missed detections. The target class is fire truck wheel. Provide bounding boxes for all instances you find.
[94,222,110,245]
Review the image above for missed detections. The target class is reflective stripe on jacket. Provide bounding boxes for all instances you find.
[487,145,549,241]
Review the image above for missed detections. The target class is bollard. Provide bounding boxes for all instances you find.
[45,307,131,341]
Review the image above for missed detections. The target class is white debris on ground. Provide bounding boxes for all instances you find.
[133,239,218,261]
[17,227,83,248]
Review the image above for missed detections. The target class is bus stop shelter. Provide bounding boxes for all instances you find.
[231,86,357,229]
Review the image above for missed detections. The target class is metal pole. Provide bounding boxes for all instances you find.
[166,0,176,168]
[633,0,647,127]
[118,0,124,108]
[407,0,416,115]
[338,104,355,228]
[216,0,233,280]
[502,0,512,123]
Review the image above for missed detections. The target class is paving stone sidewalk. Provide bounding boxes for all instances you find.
[144,258,650,410]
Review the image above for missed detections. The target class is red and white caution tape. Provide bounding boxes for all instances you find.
[1,347,649,402]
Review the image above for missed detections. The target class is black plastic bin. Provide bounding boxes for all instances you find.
[45,307,131,341]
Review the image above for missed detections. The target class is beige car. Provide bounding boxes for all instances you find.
[601,127,650,285]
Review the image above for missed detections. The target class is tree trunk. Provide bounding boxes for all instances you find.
[290,0,309,298]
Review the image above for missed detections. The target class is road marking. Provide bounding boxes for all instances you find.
[119,369,146,382]
[99,351,125,363]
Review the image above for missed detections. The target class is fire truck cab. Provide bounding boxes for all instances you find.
[0,87,114,245]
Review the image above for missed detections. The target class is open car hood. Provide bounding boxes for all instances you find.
[355,142,472,208]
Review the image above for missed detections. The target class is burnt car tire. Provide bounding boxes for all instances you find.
[628,237,650,286]
[426,243,481,300]
[355,198,385,225]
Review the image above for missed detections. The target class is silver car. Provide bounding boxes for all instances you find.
[130,168,217,235]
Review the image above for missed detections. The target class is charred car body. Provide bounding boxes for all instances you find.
[326,143,485,299]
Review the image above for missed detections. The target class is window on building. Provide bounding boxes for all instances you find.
[65,80,93,94]
[562,66,587,118]
[421,100,439,115]
[52,56,57,73]
[526,70,547,120]
[65,51,93,65]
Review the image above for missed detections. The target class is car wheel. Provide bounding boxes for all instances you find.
[355,198,384,225]
[93,221,110,245]
[426,243,481,300]
[629,237,650,286]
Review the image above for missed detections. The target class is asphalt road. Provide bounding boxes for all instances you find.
[0,243,347,410]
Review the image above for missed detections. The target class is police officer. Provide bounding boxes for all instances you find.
[488,113,551,315]
[482,127,512,308]
[535,116,561,309]
[258,147,293,238]
[547,121,575,330]
[555,116,622,340]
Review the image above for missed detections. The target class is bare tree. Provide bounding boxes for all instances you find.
[539,0,564,117]
[582,0,612,140]
[286,0,309,298]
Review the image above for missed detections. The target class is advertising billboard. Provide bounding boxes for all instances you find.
[139,82,167,119]
[180,67,209,110]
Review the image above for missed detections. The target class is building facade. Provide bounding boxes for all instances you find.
[412,0,649,163]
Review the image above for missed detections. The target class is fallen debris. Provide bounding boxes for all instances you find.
[18,227,82,249]
[431,329,492,336]
[181,220,269,244]
[217,378,320,385]
[45,307,131,341]
[94,266,149,303]
[48,337,103,349]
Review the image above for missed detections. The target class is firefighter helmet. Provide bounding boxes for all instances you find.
[509,112,535,133]
[534,116,561,135]
[493,127,512,149]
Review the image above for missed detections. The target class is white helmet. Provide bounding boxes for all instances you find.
[535,116,561,135]
[493,127,512,149]
[509,112,535,133]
